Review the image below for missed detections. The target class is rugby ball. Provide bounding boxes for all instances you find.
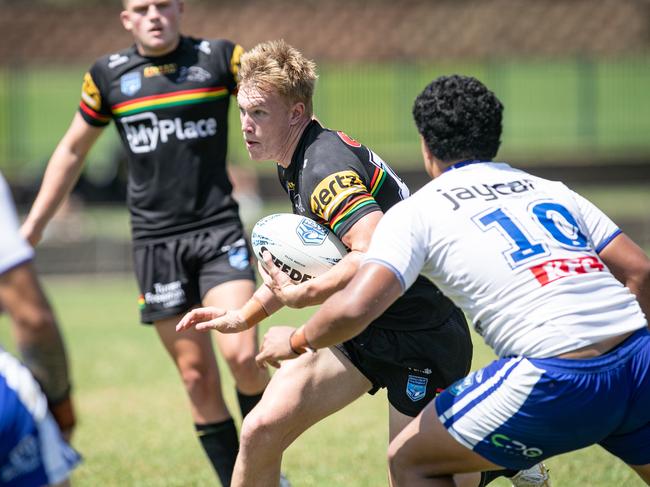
[251,213,348,282]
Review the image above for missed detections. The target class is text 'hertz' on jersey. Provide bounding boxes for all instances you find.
[78,37,244,240]
[278,121,456,331]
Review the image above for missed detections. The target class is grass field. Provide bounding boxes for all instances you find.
[0,275,646,486]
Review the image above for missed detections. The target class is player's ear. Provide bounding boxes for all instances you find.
[120,10,133,31]
[289,102,306,126]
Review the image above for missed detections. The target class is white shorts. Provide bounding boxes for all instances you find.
[434,328,650,469]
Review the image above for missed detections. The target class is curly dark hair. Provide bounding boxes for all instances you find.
[412,75,503,162]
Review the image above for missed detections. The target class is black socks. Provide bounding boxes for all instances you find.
[195,418,239,487]
[236,389,264,419]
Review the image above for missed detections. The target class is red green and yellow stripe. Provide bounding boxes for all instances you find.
[137,294,146,310]
[330,194,376,233]
[79,101,111,124]
[112,87,228,117]
[369,167,386,196]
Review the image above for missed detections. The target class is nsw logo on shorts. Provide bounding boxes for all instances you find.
[228,246,250,270]
[406,375,428,402]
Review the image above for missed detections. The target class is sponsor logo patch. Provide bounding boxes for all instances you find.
[120,72,142,96]
[228,246,250,270]
[310,170,367,220]
[144,63,177,78]
[81,72,102,110]
[406,375,428,402]
[530,255,604,286]
[144,280,185,308]
[448,373,475,396]
[120,112,217,153]
[336,131,361,147]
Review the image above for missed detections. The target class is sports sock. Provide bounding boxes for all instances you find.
[195,418,239,487]
[479,469,519,486]
[236,389,264,419]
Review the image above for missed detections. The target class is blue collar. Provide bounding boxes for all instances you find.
[444,159,487,173]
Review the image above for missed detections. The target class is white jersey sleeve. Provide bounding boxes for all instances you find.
[568,188,621,253]
[364,197,425,292]
[0,173,34,275]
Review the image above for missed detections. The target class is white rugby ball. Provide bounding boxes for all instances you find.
[251,213,348,282]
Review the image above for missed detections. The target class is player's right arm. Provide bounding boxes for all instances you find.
[176,284,284,334]
[21,112,104,246]
[599,234,650,320]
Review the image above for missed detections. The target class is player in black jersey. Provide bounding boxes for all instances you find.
[21,1,270,485]
[178,41,551,487]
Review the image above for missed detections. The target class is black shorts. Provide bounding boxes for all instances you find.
[132,222,255,324]
[336,307,472,417]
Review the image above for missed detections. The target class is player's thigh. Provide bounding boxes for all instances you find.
[155,316,219,373]
[389,403,417,442]
[389,399,499,476]
[248,347,372,437]
[203,279,259,357]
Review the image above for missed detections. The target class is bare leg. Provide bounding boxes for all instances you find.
[388,405,482,487]
[156,317,230,423]
[388,399,500,487]
[204,280,269,396]
[232,347,372,487]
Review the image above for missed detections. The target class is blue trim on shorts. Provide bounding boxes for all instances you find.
[435,327,650,470]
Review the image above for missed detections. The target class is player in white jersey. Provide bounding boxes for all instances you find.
[255,75,650,486]
[0,172,80,486]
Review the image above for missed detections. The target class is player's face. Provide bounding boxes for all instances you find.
[121,0,183,57]
[238,83,298,165]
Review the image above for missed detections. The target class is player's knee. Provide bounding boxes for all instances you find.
[223,350,258,380]
[239,408,283,450]
[177,362,217,396]
[388,442,409,483]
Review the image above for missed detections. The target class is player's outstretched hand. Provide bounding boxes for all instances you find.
[259,251,304,308]
[256,326,300,368]
[176,307,247,333]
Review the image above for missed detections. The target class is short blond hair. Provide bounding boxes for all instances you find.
[240,40,317,116]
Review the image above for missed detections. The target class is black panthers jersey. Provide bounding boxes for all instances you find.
[79,36,243,240]
[278,121,456,331]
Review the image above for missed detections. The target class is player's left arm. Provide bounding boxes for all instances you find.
[0,262,75,439]
[256,262,402,366]
[260,210,383,308]
[599,233,650,319]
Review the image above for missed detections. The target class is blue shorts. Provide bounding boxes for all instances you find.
[0,350,80,486]
[434,328,650,470]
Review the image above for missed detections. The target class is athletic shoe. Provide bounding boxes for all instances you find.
[279,473,292,487]
[510,463,551,487]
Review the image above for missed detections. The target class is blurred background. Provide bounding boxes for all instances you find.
[1,2,650,485]
[0,0,649,271]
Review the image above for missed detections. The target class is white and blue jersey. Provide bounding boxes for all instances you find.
[365,161,650,468]
[1,173,80,485]
[0,174,33,276]
[0,348,80,486]
[366,161,646,358]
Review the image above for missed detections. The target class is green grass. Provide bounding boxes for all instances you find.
[0,275,646,486]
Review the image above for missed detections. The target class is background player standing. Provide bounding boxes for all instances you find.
[20,1,269,485]
[1,170,80,487]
